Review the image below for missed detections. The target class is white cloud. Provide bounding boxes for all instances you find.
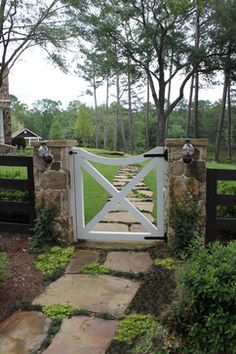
[9,47,223,109]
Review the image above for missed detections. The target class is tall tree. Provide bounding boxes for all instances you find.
[0,0,70,87]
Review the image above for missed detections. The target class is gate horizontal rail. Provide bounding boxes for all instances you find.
[206,168,236,244]
[0,155,36,235]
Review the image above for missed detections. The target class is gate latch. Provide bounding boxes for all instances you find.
[143,149,168,161]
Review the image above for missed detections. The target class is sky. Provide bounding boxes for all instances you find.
[9,47,223,109]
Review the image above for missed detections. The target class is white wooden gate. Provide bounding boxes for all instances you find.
[70,147,167,242]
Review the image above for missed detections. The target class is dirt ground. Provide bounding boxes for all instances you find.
[0,233,44,323]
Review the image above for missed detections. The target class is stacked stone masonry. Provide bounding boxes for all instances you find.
[165,138,208,246]
[32,140,77,243]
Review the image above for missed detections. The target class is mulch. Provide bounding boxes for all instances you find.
[0,233,44,323]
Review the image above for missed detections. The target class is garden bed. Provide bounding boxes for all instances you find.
[0,233,44,323]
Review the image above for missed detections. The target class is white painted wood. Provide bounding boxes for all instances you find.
[69,153,77,242]
[70,147,167,242]
[75,146,165,165]
[76,231,154,242]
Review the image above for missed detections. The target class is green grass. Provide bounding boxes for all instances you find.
[143,167,157,222]
[207,161,236,169]
[0,166,27,179]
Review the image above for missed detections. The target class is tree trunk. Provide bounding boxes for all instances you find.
[227,79,232,160]
[104,75,109,149]
[165,50,173,138]
[145,76,150,149]
[186,74,194,137]
[128,70,133,154]
[116,73,128,152]
[214,71,230,162]
[194,1,200,138]
[93,74,99,149]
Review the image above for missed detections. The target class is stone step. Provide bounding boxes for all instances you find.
[43,316,118,354]
[77,240,157,250]
[92,222,129,232]
[32,274,140,318]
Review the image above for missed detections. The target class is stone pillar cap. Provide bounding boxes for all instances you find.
[165,138,208,147]
[31,140,78,148]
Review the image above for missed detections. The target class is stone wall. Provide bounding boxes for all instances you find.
[32,140,77,243]
[165,138,208,247]
[0,143,15,155]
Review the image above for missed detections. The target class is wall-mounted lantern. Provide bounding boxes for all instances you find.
[38,142,53,164]
[182,139,194,164]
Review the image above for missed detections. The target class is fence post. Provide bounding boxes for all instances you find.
[165,138,208,248]
[32,140,77,244]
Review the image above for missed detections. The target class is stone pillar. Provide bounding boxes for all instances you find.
[0,67,11,144]
[32,140,77,244]
[165,138,208,248]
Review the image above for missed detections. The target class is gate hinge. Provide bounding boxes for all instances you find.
[143,149,168,161]
[69,151,77,155]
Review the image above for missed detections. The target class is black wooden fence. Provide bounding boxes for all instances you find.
[0,155,36,235]
[206,168,236,244]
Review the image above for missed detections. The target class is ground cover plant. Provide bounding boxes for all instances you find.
[0,252,9,285]
[35,246,74,281]
[81,262,110,275]
[42,304,77,319]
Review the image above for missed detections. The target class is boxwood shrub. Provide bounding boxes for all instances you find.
[174,241,236,354]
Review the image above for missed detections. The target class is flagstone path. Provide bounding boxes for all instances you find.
[0,165,156,353]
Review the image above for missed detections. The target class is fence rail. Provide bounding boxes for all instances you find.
[206,168,236,244]
[0,155,36,235]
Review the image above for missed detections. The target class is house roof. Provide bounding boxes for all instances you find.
[12,128,41,139]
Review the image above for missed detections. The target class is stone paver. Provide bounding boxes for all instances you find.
[104,251,153,273]
[102,211,154,224]
[0,311,51,354]
[130,224,146,232]
[66,250,99,274]
[134,190,153,197]
[110,202,153,213]
[43,316,118,354]
[92,222,129,232]
[33,274,140,318]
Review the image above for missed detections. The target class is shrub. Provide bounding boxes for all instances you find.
[0,189,28,201]
[35,246,74,279]
[81,262,110,275]
[174,241,236,354]
[0,252,9,285]
[170,191,199,254]
[42,304,77,319]
[30,205,57,250]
